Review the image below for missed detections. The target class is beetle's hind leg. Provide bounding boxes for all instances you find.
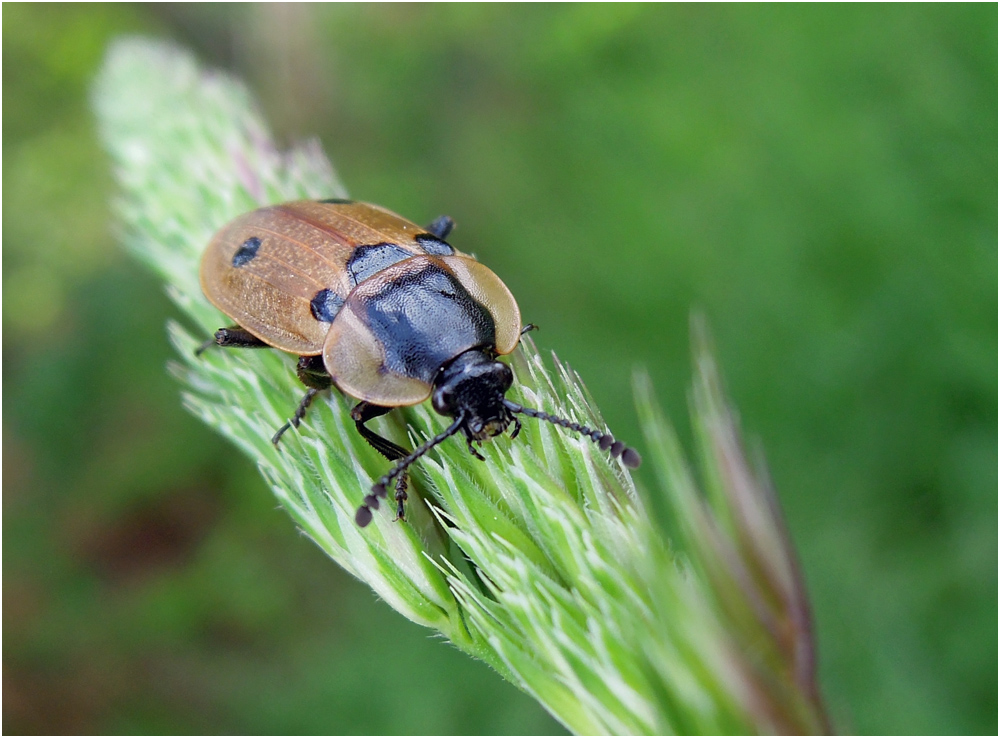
[196,328,331,444]
[272,355,332,444]
[351,402,410,523]
[272,388,319,444]
[195,325,271,356]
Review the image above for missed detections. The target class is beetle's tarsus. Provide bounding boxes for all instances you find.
[466,436,486,461]
[272,388,320,445]
[194,337,216,357]
[392,475,408,521]
[271,422,291,445]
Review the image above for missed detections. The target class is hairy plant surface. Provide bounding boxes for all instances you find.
[93,38,830,735]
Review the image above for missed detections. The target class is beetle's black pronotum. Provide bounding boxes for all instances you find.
[199,200,641,527]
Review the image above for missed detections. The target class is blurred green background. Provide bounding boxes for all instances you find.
[3,4,996,734]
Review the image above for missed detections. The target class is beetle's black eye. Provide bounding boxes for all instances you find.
[432,385,455,414]
[497,362,513,392]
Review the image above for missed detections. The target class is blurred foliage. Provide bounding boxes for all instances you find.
[3,4,996,735]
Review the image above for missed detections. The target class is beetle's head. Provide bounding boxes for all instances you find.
[432,349,514,440]
[357,344,642,529]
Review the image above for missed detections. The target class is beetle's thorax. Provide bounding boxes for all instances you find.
[432,349,514,441]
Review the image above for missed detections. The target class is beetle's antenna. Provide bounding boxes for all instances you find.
[355,413,466,527]
[503,399,642,469]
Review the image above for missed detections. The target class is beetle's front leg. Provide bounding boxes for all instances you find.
[351,401,410,522]
[465,435,486,461]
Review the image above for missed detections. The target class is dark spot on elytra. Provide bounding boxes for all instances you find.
[318,198,354,204]
[347,243,413,285]
[310,288,344,322]
[231,236,261,267]
[415,233,455,256]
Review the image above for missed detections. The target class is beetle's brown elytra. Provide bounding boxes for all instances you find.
[199,199,641,527]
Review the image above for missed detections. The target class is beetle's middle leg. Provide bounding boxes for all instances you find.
[351,401,410,521]
[198,329,333,446]
[271,355,332,444]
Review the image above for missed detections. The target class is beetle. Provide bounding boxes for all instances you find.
[199,199,640,527]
